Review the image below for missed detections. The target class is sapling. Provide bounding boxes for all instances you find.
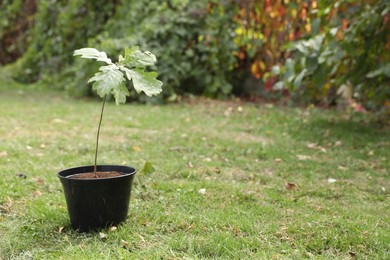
[73,47,163,178]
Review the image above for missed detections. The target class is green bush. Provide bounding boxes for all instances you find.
[65,0,239,100]
[12,0,117,83]
[5,0,238,100]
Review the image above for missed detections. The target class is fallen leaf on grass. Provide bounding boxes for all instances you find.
[120,239,129,248]
[110,226,117,232]
[334,140,342,146]
[232,226,240,236]
[224,107,233,117]
[142,161,155,175]
[296,155,311,160]
[137,233,146,243]
[306,143,327,153]
[0,151,8,157]
[6,197,13,207]
[33,190,42,198]
[274,158,282,163]
[59,227,65,233]
[198,188,206,195]
[285,183,297,191]
[327,178,337,183]
[34,177,45,185]
[52,118,66,124]
[132,146,142,152]
[99,232,107,239]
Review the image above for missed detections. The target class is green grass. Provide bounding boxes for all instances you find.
[0,84,389,259]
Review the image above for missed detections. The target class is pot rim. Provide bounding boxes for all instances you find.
[58,164,137,181]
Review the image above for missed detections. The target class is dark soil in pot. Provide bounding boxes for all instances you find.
[68,171,122,179]
[58,165,136,232]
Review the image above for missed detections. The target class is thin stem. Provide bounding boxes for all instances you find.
[94,95,107,177]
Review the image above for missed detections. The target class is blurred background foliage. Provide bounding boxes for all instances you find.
[0,0,389,119]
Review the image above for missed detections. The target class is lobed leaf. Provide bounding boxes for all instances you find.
[122,67,163,97]
[120,46,157,68]
[74,47,163,103]
[88,65,127,101]
[73,48,112,64]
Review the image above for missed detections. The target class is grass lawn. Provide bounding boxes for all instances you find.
[0,84,389,259]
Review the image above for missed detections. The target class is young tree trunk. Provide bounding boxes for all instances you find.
[94,95,107,177]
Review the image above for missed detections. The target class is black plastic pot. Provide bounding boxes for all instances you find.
[58,165,136,231]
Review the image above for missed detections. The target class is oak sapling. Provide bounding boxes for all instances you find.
[73,47,163,178]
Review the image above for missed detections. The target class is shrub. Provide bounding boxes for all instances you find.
[271,0,390,115]
[65,0,239,100]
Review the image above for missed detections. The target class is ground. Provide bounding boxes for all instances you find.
[0,84,389,259]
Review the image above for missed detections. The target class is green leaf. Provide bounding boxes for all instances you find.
[88,65,126,98]
[74,46,163,103]
[293,69,307,88]
[113,83,130,105]
[120,46,157,68]
[121,67,163,97]
[142,161,155,175]
[306,56,318,72]
[73,48,112,64]
[366,64,390,78]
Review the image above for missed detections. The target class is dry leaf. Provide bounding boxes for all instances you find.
[338,166,348,171]
[327,178,337,183]
[0,151,8,157]
[335,141,342,146]
[188,162,194,168]
[307,143,326,153]
[99,232,107,239]
[52,118,66,124]
[367,150,374,156]
[137,234,146,243]
[110,226,117,232]
[233,226,240,236]
[34,190,42,198]
[198,188,206,195]
[6,197,13,208]
[120,239,129,248]
[274,158,282,163]
[297,155,311,160]
[34,177,45,185]
[59,227,65,233]
[26,145,33,150]
[132,146,142,152]
[285,183,297,190]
